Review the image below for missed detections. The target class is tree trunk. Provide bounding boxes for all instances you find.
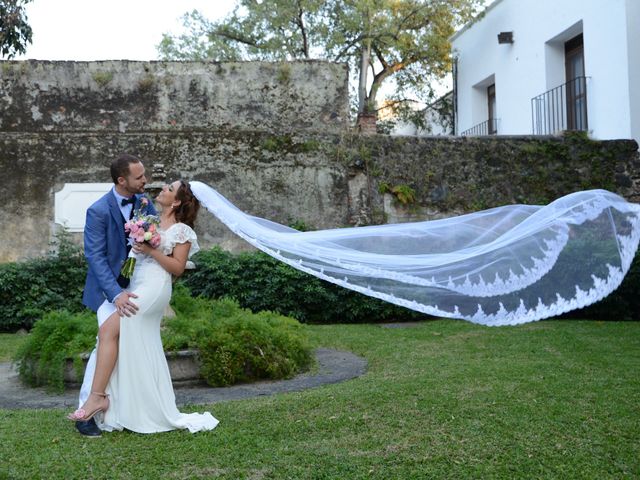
[358,37,372,114]
[356,36,376,133]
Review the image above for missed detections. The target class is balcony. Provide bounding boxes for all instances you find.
[531,76,588,135]
[460,118,499,136]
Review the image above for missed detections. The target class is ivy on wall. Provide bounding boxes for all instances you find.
[330,131,638,225]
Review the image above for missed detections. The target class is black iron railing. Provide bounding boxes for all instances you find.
[531,76,588,135]
[461,118,499,136]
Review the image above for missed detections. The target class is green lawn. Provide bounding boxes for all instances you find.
[1,320,639,479]
[0,333,28,362]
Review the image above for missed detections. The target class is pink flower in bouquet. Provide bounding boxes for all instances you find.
[149,235,161,248]
[121,212,161,278]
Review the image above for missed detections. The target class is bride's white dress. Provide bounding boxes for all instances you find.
[97,223,219,434]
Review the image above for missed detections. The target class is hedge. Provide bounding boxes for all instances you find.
[1,239,639,333]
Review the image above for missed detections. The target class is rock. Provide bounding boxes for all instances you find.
[64,350,202,387]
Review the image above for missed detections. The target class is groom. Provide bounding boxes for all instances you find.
[75,153,157,437]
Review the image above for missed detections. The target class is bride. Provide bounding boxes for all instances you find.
[68,180,218,433]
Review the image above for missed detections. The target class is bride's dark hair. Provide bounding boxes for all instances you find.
[174,180,200,228]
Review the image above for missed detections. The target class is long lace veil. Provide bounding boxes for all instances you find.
[190,181,640,326]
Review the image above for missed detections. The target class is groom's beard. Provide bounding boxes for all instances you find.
[124,183,146,196]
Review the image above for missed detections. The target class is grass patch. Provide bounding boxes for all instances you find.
[1,319,639,478]
[0,333,28,362]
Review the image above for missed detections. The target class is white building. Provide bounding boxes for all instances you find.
[451,0,640,146]
[389,92,454,136]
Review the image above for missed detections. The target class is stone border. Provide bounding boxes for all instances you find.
[0,348,367,409]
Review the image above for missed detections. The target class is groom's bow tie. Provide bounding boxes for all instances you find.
[121,196,136,206]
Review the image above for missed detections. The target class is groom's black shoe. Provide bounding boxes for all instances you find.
[75,418,102,437]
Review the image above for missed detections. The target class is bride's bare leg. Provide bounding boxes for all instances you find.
[78,311,120,415]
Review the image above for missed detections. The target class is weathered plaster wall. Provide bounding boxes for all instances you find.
[0,130,352,260]
[0,60,351,261]
[1,60,638,263]
[0,60,349,133]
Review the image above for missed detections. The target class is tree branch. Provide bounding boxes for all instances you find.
[372,59,408,86]
[296,0,310,58]
[375,98,421,113]
[333,34,366,61]
[395,4,430,35]
[212,28,265,50]
[368,52,431,109]
[372,45,389,69]
[333,30,403,61]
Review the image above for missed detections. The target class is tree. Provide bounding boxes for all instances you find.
[0,0,33,59]
[158,0,482,124]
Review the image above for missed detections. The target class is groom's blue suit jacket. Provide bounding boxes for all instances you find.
[82,189,157,312]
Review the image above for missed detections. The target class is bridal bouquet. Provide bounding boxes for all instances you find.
[120,199,161,278]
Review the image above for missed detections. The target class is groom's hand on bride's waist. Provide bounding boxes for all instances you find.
[114,291,139,317]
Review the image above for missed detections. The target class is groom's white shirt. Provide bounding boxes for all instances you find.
[112,187,134,220]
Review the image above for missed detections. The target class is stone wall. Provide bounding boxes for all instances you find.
[1,60,638,262]
[0,60,349,134]
[0,60,350,261]
[341,133,640,226]
[0,130,353,261]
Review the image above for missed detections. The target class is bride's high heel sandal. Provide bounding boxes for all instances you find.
[67,391,110,421]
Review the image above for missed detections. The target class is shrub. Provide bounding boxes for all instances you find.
[14,285,312,391]
[549,214,640,321]
[565,249,640,321]
[182,245,640,323]
[197,310,312,387]
[14,309,97,392]
[164,284,312,387]
[181,247,425,324]
[159,284,225,351]
[0,230,86,332]
[2,233,639,334]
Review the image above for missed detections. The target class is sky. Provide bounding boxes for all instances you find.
[16,0,492,62]
[13,0,491,103]
[16,0,237,61]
